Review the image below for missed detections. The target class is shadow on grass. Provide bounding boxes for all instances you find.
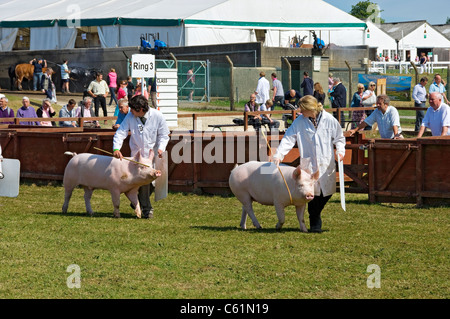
[191,225,328,234]
[39,211,139,219]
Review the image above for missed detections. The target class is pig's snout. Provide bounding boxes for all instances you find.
[306,193,314,201]
[154,169,162,177]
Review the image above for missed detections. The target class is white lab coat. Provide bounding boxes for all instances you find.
[274,111,346,197]
[113,108,170,158]
[255,77,270,105]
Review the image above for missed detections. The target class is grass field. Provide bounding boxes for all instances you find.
[0,183,448,299]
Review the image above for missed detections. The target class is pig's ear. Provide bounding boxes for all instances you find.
[292,166,301,179]
[133,151,141,162]
[312,170,320,181]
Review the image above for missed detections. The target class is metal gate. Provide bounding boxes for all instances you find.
[127,58,210,102]
[177,60,210,102]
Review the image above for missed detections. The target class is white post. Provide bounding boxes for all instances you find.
[141,77,145,96]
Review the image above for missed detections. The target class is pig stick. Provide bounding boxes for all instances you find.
[93,147,151,168]
[260,129,293,205]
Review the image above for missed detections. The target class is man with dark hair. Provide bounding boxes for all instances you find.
[301,71,314,96]
[59,98,78,127]
[113,95,170,219]
[30,58,46,91]
[412,77,428,131]
[87,73,109,119]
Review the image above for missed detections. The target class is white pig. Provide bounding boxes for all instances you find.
[229,161,319,232]
[62,151,160,218]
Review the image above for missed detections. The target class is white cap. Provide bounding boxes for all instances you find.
[0,93,5,99]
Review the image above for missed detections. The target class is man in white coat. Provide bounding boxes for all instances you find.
[273,95,346,232]
[113,95,170,218]
[255,71,270,105]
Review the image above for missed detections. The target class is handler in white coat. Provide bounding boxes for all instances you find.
[273,95,346,232]
[254,71,270,105]
[113,95,170,218]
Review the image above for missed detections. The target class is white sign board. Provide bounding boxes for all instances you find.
[131,54,155,78]
[154,151,168,202]
[156,68,178,127]
[313,56,321,71]
[0,158,20,197]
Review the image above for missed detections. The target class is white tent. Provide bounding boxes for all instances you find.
[0,0,367,51]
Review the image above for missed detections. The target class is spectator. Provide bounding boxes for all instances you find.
[0,95,15,125]
[271,73,285,109]
[272,95,346,233]
[429,74,449,104]
[258,99,280,130]
[412,77,428,132]
[419,52,427,74]
[41,68,55,101]
[108,68,118,107]
[361,81,377,130]
[187,66,195,101]
[300,71,314,96]
[87,72,109,119]
[113,95,170,219]
[36,98,56,126]
[346,94,403,139]
[148,77,157,108]
[350,83,366,129]
[112,98,130,130]
[59,98,78,127]
[244,93,261,130]
[255,71,270,106]
[284,89,302,109]
[134,83,149,100]
[16,97,40,126]
[114,80,128,116]
[417,92,450,137]
[30,58,46,91]
[75,97,100,128]
[61,59,71,93]
[313,82,325,105]
[329,78,346,127]
[328,73,334,91]
[126,76,135,101]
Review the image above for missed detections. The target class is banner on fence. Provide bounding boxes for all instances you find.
[358,74,412,101]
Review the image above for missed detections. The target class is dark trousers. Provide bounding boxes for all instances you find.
[333,109,345,128]
[308,192,332,231]
[94,95,107,117]
[364,109,374,130]
[274,96,284,109]
[415,102,426,132]
[138,183,155,214]
[44,89,52,100]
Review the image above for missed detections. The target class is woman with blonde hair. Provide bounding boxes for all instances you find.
[273,95,346,233]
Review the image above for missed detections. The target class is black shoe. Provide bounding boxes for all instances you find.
[309,228,322,233]
[142,208,154,219]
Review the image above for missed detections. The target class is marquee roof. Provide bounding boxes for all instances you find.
[0,0,366,29]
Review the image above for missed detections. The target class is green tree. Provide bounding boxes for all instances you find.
[446,17,450,24]
[349,1,385,24]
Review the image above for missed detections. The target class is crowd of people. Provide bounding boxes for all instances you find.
[244,70,449,139]
[0,60,161,130]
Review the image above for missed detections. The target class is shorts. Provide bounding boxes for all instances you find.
[61,79,70,83]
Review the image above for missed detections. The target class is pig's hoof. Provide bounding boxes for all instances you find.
[300,227,308,233]
[113,213,120,218]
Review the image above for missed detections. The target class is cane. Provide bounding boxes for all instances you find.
[93,147,151,168]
